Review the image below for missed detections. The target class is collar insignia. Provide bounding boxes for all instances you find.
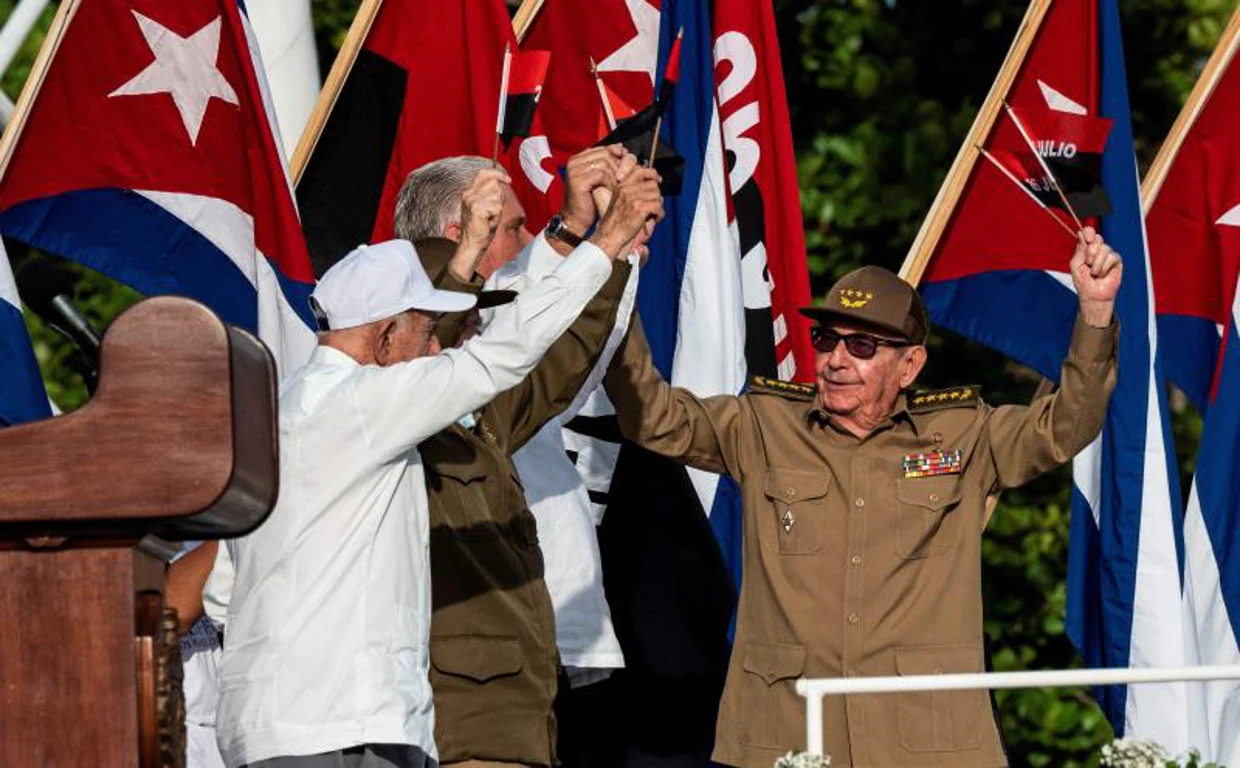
[908,385,981,414]
[750,375,815,401]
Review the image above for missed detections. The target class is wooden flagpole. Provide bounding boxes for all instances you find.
[0,0,82,181]
[289,0,384,186]
[512,0,547,44]
[1141,6,1240,211]
[897,0,1054,287]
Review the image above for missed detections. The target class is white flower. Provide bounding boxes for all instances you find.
[1099,738,1170,768]
[774,751,831,768]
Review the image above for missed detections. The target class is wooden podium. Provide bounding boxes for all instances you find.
[0,297,281,767]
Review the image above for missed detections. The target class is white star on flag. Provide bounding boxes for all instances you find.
[597,0,659,86]
[1038,79,1088,115]
[109,12,239,146]
[1218,202,1240,227]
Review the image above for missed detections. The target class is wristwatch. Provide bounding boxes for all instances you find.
[546,215,584,248]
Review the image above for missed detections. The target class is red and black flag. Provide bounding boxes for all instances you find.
[497,47,551,150]
[655,27,683,110]
[293,0,516,274]
[991,99,1114,220]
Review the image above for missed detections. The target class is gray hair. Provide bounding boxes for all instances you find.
[393,155,492,241]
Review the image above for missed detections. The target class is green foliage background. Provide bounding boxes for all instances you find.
[4,0,1235,763]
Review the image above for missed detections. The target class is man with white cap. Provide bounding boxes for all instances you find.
[212,166,662,768]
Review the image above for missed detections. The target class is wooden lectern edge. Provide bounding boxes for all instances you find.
[153,324,281,541]
[0,297,280,542]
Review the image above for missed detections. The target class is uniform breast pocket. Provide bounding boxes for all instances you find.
[895,476,964,559]
[427,465,500,541]
[764,469,830,555]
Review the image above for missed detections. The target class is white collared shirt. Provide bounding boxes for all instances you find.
[213,242,612,767]
[485,235,637,676]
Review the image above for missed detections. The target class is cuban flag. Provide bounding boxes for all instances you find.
[1182,274,1240,764]
[639,0,747,582]
[916,0,1189,748]
[0,243,50,427]
[1145,10,1240,762]
[0,0,316,375]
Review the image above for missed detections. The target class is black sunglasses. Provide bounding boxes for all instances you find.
[810,327,906,360]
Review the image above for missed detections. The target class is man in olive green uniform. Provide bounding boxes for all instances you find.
[406,154,662,768]
[603,228,1123,768]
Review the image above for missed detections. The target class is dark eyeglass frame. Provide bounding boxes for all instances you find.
[810,327,907,360]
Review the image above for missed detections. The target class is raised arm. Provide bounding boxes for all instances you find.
[357,169,665,460]
[604,314,752,479]
[982,227,1122,490]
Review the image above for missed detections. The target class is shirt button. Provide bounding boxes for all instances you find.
[786,487,796,496]
[933,432,943,443]
[929,493,939,502]
[847,612,859,625]
[850,555,862,566]
[854,497,865,509]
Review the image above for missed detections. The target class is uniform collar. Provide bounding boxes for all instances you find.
[806,392,919,439]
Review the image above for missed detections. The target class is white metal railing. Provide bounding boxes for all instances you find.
[795,665,1240,756]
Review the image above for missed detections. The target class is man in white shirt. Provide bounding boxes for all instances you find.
[213,166,661,768]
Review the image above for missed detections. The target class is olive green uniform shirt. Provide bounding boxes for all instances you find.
[604,313,1118,768]
[421,262,631,767]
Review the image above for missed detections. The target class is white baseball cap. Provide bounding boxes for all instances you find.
[310,240,477,331]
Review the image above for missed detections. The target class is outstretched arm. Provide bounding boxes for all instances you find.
[604,314,752,479]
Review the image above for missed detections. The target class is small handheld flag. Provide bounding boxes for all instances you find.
[975,144,1077,238]
[649,27,684,166]
[1003,101,1086,230]
[495,45,551,158]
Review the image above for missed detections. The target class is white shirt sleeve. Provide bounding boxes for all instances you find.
[355,241,614,460]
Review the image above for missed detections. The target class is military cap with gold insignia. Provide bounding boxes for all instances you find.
[799,265,930,345]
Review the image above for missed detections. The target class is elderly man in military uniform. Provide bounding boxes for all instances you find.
[602,228,1122,767]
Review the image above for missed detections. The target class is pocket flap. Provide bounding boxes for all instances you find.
[895,644,981,676]
[764,469,831,505]
[742,643,806,685]
[427,462,488,485]
[431,636,523,682]
[896,476,962,510]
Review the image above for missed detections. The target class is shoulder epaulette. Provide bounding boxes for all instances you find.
[750,375,815,401]
[908,385,981,414]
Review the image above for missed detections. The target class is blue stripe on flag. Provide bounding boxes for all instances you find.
[1065,0,1185,733]
[922,271,1078,382]
[0,288,51,426]
[1195,311,1240,638]
[1157,313,1220,412]
[647,0,745,592]
[0,189,316,332]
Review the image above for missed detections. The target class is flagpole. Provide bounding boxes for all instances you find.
[0,0,81,181]
[976,145,1077,239]
[493,43,512,167]
[512,0,547,44]
[648,28,683,167]
[1142,6,1240,210]
[591,57,618,132]
[289,0,385,186]
[898,0,1054,287]
[1002,101,1085,232]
